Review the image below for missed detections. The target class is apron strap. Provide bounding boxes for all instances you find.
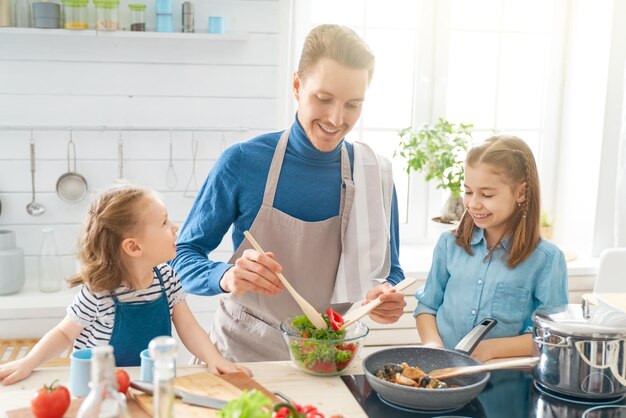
[110,267,166,303]
[262,129,289,207]
[339,143,354,244]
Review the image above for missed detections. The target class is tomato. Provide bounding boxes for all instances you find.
[30,380,71,418]
[326,308,344,331]
[115,369,131,394]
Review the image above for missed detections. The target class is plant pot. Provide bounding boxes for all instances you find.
[540,226,553,240]
[440,194,464,224]
[0,230,26,295]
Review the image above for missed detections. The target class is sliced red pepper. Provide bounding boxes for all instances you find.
[326,308,344,331]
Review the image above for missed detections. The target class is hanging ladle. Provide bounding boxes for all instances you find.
[26,132,46,216]
[166,129,177,190]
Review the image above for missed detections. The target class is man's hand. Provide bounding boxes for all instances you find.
[363,282,406,324]
[219,249,284,296]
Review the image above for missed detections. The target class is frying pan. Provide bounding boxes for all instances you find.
[363,318,497,412]
[56,132,88,203]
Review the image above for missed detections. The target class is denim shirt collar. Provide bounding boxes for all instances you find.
[469,227,512,252]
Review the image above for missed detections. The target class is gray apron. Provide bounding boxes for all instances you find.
[210,129,354,361]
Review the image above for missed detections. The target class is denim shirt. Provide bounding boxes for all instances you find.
[414,229,568,349]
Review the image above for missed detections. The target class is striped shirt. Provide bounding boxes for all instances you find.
[67,263,186,350]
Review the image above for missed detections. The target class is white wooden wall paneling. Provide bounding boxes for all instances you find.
[0,62,277,98]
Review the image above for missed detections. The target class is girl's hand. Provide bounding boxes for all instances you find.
[0,358,34,386]
[206,357,253,377]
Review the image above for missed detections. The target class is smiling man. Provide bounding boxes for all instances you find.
[171,24,406,361]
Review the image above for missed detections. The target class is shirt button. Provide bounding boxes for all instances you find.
[471,309,477,315]
[477,280,483,285]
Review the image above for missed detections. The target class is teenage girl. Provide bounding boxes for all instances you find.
[0,186,248,385]
[415,135,568,362]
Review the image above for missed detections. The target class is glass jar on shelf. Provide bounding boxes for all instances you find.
[62,0,88,29]
[93,0,119,30]
[128,3,145,31]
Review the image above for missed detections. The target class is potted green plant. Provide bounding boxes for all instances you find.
[395,118,473,224]
[540,212,554,240]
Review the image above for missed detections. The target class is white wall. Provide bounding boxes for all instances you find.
[0,0,291,285]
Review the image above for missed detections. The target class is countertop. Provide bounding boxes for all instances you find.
[0,361,368,417]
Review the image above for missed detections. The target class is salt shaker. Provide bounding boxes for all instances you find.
[181,1,193,33]
[149,336,177,418]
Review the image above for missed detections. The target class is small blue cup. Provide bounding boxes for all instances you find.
[208,16,225,34]
[140,348,153,382]
[69,348,92,397]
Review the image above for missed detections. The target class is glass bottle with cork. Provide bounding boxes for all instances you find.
[76,345,129,418]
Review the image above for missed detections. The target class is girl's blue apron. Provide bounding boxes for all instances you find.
[108,267,172,366]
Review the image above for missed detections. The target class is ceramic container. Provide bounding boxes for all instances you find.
[0,230,26,295]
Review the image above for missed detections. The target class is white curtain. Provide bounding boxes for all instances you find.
[617,64,626,246]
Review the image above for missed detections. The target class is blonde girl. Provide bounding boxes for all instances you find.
[415,135,568,361]
[0,186,248,385]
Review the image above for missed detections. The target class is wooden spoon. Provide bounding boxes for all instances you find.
[428,357,539,380]
[339,277,417,330]
[243,231,328,330]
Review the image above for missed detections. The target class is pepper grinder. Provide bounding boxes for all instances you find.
[181,1,193,33]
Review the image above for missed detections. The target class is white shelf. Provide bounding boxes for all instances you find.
[0,27,248,40]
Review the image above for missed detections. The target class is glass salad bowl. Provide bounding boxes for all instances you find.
[280,314,369,376]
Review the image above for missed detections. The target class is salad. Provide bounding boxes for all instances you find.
[288,308,359,374]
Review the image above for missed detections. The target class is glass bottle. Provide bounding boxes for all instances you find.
[38,228,62,293]
[13,0,31,27]
[149,336,177,418]
[77,345,129,418]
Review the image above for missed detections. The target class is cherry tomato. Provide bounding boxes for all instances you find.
[115,369,131,394]
[30,380,71,418]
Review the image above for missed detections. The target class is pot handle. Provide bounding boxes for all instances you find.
[533,329,569,348]
[454,318,497,354]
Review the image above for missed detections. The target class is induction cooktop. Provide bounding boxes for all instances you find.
[340,371,626,418]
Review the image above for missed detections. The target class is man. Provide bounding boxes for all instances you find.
[171,24,406,361]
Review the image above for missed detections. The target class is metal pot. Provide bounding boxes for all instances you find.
[532,303,626,399]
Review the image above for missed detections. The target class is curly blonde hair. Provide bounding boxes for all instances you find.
[455,135,541,268]
[68,186,152,292]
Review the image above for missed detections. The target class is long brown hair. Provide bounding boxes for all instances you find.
[298,24,375,84]
[68,186,151,292]
[455,135,541,268]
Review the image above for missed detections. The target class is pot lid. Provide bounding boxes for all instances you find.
[532,304,626,338]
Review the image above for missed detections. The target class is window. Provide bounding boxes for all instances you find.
[289,0,568,244]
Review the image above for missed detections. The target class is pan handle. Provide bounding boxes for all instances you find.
[454,318,497,355]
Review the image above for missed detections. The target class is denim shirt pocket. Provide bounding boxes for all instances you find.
[491,283,530,324]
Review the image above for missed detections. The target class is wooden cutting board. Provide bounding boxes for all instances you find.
[7,372,278,418]
[595,292,626,313]
[133,371,279,417]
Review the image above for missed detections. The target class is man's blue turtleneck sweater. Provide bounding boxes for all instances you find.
[171,118,404,296]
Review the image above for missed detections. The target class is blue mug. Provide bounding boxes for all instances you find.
[69,348,92,397]
[208,16,225,34]
[140,348,177,381]
[140,348,153,382]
